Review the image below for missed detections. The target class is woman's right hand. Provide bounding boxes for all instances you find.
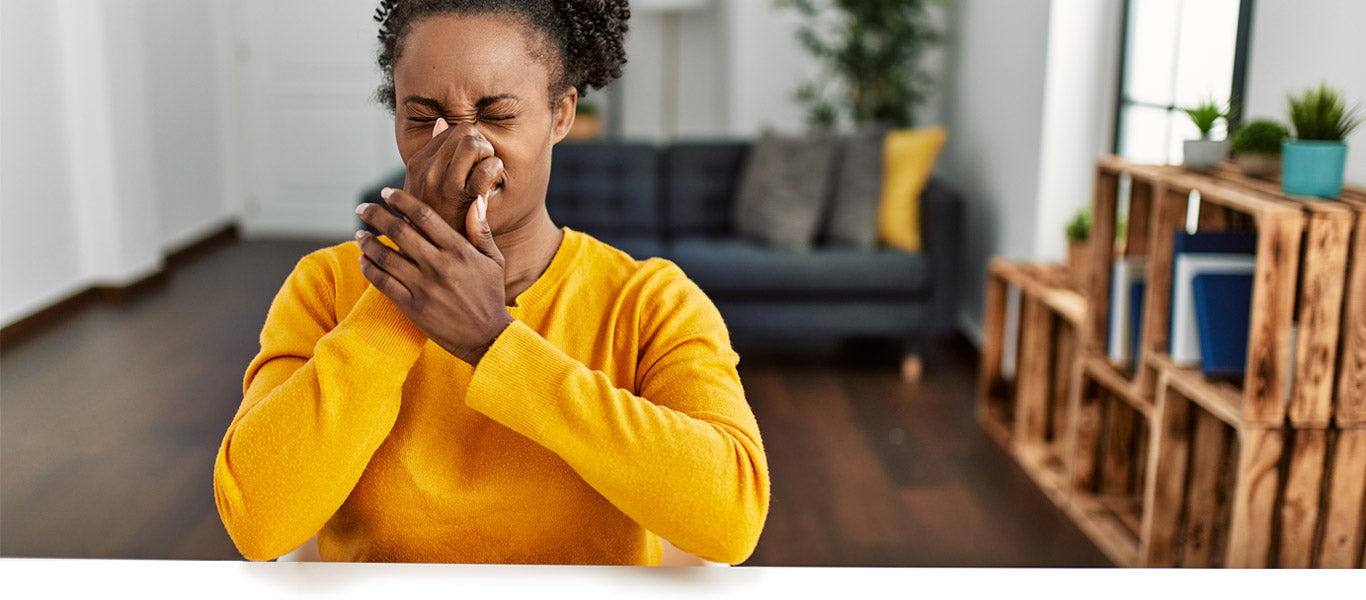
[403,119,505,236]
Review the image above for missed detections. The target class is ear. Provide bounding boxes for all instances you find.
[550,87,578,145]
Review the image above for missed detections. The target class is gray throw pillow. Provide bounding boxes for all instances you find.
[821,126,888,250]
[732,131,839,250]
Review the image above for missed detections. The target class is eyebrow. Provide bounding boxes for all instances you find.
[400,94,521,111]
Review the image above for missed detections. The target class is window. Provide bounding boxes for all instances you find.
[1113,0,1253,164]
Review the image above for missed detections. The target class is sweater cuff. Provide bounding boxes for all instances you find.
[465,320,573,440]
[337,286,428,362]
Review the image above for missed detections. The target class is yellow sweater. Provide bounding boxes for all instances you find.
[213,229,769,564]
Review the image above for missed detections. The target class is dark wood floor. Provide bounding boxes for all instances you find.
[0,236,1108,566]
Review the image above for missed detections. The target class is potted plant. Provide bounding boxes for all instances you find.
[1283,83,1363,198]
[1230,119,1289,178]
[779,0,940,127]
[567,101,602,140]
[1065,206,1092,287]
[1182,98,1228,171]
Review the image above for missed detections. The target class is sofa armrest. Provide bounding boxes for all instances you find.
[919,177,965,337]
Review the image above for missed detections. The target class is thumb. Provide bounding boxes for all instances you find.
[465,193,504,268]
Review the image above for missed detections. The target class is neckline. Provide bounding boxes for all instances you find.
[507,227,580,316]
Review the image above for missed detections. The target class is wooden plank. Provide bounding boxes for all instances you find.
[1088,169,1121,353]
[1068,370,1104,494]
[977,266,1010,429]
[1243,213,1304,425]
[1277,428,1328,568]
[1084,355,1151,418]
[1100,397,1137,497]
[1140,374,1192,567]
[1197,200,1232,230]
[1049,321,1078,451]
[1125,179,1153,259]
[1180,409,1228,567]
[1288,207,1353,426]
[1137,183,1186,395]
[1225,427,1284,568]
[1150,352,1244,429]
[1013,296,1053,447]
[1318,428,1366,568]
[1336,207,1366,424]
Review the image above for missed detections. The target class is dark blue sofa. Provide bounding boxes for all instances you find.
[360,140,963,366]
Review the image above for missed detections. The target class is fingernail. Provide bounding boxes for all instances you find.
[433,119,449,138]
[355,230,365,241]
[476,194,487,221]
[356,203,367,216]
[380,187,395,200]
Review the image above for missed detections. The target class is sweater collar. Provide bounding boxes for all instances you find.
[507,227,581,316]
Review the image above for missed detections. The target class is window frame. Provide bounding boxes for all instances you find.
[1111,0,1256,157]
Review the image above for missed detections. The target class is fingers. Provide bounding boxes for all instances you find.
[355,230,419,299]
[435,129,495,201]
[364,188,462,251]
[463,193,505,269]
[464,155,505,199]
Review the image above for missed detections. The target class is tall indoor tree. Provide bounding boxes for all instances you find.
[779,0,943,128]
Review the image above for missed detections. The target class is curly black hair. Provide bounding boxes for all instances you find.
[373,0,629,113]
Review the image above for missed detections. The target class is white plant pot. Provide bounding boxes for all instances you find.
[1183,139,1229,171]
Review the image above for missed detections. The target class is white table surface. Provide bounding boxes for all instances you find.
[1,559,1360,599]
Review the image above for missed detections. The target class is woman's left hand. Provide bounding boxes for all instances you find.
[355,187,513,366]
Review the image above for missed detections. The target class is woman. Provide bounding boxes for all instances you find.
[212,0,769,565]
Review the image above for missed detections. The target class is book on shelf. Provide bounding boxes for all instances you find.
[1107,257,1146,368]
[1191,273,1253,379]
[1169,231,1257,367]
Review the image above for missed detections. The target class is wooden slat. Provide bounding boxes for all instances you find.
[1181,409,1229,567]
[1126,179,1153,259]
[1083,355,1152,419]
[1140,374,1192,567]
[1087,169,1121,353]
[1013,296,1053,447]
[1243,213,1304,425]
[1137,183,1186,395]
[1288,206,1353,426]
[1336,205,1366,424]
[977,265,1010,428]
[1225,427,1284,568]
[1068,371,1104,494]
[1149,352,1244,429]
[1049,322,1078,452]
[1277,429,1328,568]
[1318,428,1366,568]
[1100,397,1137,497]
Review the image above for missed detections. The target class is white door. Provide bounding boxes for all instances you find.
[231,0,401,237]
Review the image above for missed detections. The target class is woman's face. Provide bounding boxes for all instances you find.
[392,13,575,234]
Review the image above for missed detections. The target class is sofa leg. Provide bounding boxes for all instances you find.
[900,354,923,382]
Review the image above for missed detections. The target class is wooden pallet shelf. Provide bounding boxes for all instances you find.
[979,157,1366,568]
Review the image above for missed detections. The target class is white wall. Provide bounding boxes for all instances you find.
[0,0,240,327]
[938,0,1054,342]
[1243,0,1366,186]
[1,1,89,324]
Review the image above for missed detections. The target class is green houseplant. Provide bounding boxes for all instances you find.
[1283,83,1363,197]
[1065,206,1092,287]
[1182,98,1228,171]
[1230,119,1289,178]
[778,0,941,128]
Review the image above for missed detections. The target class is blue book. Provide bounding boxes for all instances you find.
[1170,231,1257,364]
[1192,273,1254,379]
[1128,279,1145,368]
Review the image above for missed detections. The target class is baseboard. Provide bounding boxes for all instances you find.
[0,222,240,353]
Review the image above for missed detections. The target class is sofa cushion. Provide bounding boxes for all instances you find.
[669,237,928,298]
[821,126,888,250]
[663,142,749,237]
[545,142,660,236]
[732,131,838,250]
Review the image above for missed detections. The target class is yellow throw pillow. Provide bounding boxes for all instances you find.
[878,126,947,252]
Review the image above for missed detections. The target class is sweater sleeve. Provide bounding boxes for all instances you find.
[464,270,769,565]
[213,254,428,561]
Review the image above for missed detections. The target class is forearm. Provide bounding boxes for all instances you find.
[466,321,770,564]
[213,288,426,561]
